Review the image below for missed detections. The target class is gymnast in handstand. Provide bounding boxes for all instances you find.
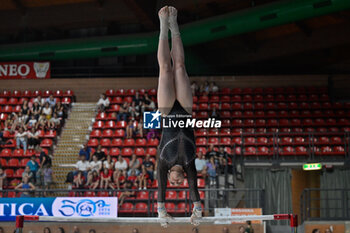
[156,6,202,227]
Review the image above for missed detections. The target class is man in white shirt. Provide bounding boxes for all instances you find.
[75,155,90,177]
[89,155,102,173]
[195,151,207,177]
[97,94,110,112]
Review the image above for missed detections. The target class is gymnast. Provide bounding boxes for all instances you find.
[156,6,202,228]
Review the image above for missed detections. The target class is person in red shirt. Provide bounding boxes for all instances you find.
[100,167,114,189]
[89,170,100,190]
[137,166,150,190]
[127,170,138,188]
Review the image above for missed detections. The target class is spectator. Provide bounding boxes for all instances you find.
[46,95,56,108]
[191,81,199,95]
[195,151,207,177]
[97,94,110,112]
[43,227,51,233]
[142,154,154,181]
[114,155,128,175]
[132,228,139,233]
[89,230,96,233]
[114,168,126,190]
[27,115,38,129]
[209,107,220,119]
[42,102,53,120]
[88,170,100,190]
[89,155,102,173]
[30,101,42,119]
[325,228,333,233]
[126,120,135,138]
[209,82,219,93]
[103,155,114,170]
[118,181,135,207]
[72,226,79,233]
[16,127,28,154]
[142,93,156,111]
[312,230,320,233]
[206,156,217,185]
[146,128,159,141]
[27,127,40,149]
[0,125,9,146]
[218,147,229,171]
[21,100,30,117]
[79,143,92,161]
[17,112,28,127]
[205,144,219,161]
[15,176,35,197]
[37,114,48,130]
[39,147,52,168]
[43,164,54,193]
[75,155,90,177]
[22,166,34,183]
[93,145,106,161]
[132,91,142,106]
[27,155,39,183]
[200,81,210,94]
[0,167,7,190]
[0,227,4,233]
[245,221,254,233]
[117,102,129,121]
[128,154,141,176]
[127,102,138,120]
[48,113,61,129]
[222,227,229,233]
[135,119,144,138]
[57,227,65,233]
[127,169,138,188]
[138,166,150,190]
[54,101,65,119]
[238,226,245,233]
[99,166,114,190]
[73,171,86,189]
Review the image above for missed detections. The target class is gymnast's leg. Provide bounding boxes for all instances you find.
[157,6,176,116]
[168,6,193,114]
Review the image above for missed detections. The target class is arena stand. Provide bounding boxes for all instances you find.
[0,89,74,194]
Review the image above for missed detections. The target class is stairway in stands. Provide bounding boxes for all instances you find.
[53,103,96,189]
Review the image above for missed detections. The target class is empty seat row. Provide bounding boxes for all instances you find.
[0,97,72,106]
[0,139,53,149]
[0,90,74,98]
[89,134,159,146]
[0,148,49,157]
[85,144,158,156]
[1,129,56,139]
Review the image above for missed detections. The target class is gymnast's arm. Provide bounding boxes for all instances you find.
[157,158,168,203]
[185,160,200,202]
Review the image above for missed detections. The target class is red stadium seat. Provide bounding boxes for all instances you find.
[114,129,125,137]
[136,138,147,146]
[134,148,145,156]
[256,137,268,145]
[254,95,263,101]
[136,191,149,200]
[198,96,209,103]
[126,89,136,96]
[221,103,231,110]
[123,96,133,103]
[145,147,157,156]
[119,203,134,213]
[40,139,53,148]
[208,137,219,145]
[198,103,208,110]
[7,158,19,167]
[197,179,205,188]
[105,89,116,97]
[90,129,102,138]
[93,121,104,129]
[220,137,231,146]
[196,147,207,155]
[166,191,177,200]
[45,130,56,138]
[123,138,135,147]
[111,97,123,104]
[98,191,110,197]
[96,112,107,120]
[116,89,125,96]
[232,137,242,145]
[333,146,345,155]
[4,169,14,178]
[3,105,13,113]
[295,146,308,156]
[280,146,295,156]
[12,149,24,157]
[244,147,256,156]
[196,137,207,146]
[87,139,99,147]
[0,148,12,157]
[14,168,24,178]
[280,137,292,145]
[134,203,148,213]
[121,148,133,156]
[0,113,8,121]
[116,121,127,128]
[104,120,116,129]
[109,148,120,157]
[257,147,271,156]
[42,90,53,97]
[244,137,255,145]
[100,138,111,147]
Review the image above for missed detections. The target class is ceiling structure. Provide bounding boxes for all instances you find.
[0,0,350,75]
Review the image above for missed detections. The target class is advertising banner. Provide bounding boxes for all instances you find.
[0,62,51,79]
[0,197,118,221]
[214,208,263,224]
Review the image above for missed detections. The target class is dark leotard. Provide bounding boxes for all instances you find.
[157,100,200,203]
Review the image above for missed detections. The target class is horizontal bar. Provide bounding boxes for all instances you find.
[23,215,277,223]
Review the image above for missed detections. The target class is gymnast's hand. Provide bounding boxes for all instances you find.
[190,202,202,226]
[157,202,174,228]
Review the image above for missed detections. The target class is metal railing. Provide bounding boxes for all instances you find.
[0,188,265,217]
[300,188,350,222]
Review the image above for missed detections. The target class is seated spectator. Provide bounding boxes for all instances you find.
[138,166,150,190]
[143,93,156,111]
[206,156,217,185]
[30,101,42,120]
[37,114,48,130]
[27,115,38,129]
[39,147,52,168]
[73,171,86,189]
[99,167,114,190]
[218,147,229,171]
[58,227,65,233]
[312,230,320,233]
[114,168,126,190]
[134,119,144,138]
[205,144,219,161]
[46,94,56,108]
[114,155,128,175]
[117,102,129,122]
[103,155,114,170]
[0,167,7,190]
[79,143,92,161]
[325,228,332,233]
[129,102,140,119]
[34,95,45,106]
[87,155,102,185]
[48,113,61,129]
[200,81,210,94]
[195,152,207,177]
[88,170,100,190]
[16,127,28,154]
[118,181,135,207]
[142,154,154,181]
[0,125,9,146]
[43,227,51,233]
[127,170,138,188]
[89,230,96,233]
[27,155,39,183]
[128,154,141,176]
[238,226,245,233]
[27,127,40,149]
[209,81,219,93]
[191,81,199,95]
[126,120,136,138]
[146,128,159,141]
[245,221,254,233]
[21,100,30,117]
[93,145,106,161]
[15,176,35,197]
[4,113,16,131]
[132,92,142,107]
[42,102,53,120]
[75,155,90,177]
[17,112,28,127]
[22,166,34,183]
[97,94,110,112]
[54,101,65,119]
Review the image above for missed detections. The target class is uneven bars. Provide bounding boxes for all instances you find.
[20,214,294,223]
